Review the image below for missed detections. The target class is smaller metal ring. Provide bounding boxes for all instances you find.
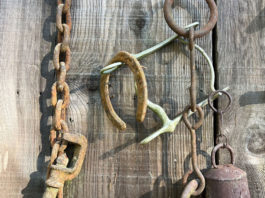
[182,105,204,130]
[208,90,232,114]
[211,143,235,168]
[163,0,218,39]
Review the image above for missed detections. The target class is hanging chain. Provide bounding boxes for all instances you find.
[180,29,206,198]
[43,1,87,197]
[49,0,72,166]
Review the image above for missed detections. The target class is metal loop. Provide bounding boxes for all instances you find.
[163,0,218,39]
[51,81,70,109]
[56,4,72,33]
[58,0,72,13]
[54,100,63,130]
[61,24,70,52]
[211,143,235,168]
[53,43,71,71]
[182,105,204,130]
[50,119,69,146]
[57,62,67,92]
[208,90,232,114]
[56,4,64,32]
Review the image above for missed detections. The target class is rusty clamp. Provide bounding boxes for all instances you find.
[44,133,87,198]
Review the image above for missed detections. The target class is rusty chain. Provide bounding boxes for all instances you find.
[43,1,87,198]
[175,0,218,195]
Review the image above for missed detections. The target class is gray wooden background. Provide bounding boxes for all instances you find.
[0,0,264,197]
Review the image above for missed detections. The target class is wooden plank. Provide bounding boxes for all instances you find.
[216,0,265,197]
[0,0,215,197]
[0,0,45,197]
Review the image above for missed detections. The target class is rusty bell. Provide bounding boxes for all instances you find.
[204,143,250,198]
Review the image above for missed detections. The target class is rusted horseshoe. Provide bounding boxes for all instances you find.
[164,0,218,39]
[100,51,148,130]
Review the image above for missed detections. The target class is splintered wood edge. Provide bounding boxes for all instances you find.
[100,51,148,130]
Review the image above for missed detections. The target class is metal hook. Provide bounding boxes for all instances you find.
[100,51,148,130]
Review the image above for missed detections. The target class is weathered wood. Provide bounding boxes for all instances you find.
[216,0,265,197]
[0,0,46,197]
[0,0,215,197]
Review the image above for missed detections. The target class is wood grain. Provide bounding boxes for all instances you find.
[216,0,265,197]
[0,0,215,197]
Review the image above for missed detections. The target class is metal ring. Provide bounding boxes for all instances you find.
[163,0,218,39]
[208,90,232,114]
[211,143,235,168]
[182,105,204,130]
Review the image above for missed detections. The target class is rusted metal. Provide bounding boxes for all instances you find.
[58,0,72,13]
[44,133,87,198]
[208,90,232,114]
[100,51,148,130]
[181,105,205,197]
[211,143,234,168]
[208,90,232,138]
[54,100,63,130]
[53,43,71,71]
[181,180,199,198]
[57,62,66,92]
[56,4,72,32]
[61,24,70,52]
[188,28,196,112]
[204,143,250,198]
[56,4,65,32]
[163,0,218,39]
[44,1,87,197]
[51,81,70,109]
[182,105,204,131]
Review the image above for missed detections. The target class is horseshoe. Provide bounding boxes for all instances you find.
[100,51,148,130]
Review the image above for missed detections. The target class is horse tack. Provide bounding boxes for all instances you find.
[100,51,148,130]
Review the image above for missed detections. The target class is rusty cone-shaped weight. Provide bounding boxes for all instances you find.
[204,143,250,198]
